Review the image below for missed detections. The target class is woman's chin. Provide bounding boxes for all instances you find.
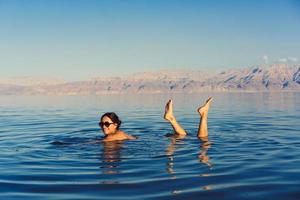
[103,132,109,136]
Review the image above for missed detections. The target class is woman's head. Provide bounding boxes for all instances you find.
[99,112,122,135]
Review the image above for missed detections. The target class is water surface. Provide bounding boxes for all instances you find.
[0,93,299,200]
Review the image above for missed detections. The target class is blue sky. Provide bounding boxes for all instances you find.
[0,0,300,80]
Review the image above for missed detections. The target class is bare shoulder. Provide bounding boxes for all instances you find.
[117,130,137,140]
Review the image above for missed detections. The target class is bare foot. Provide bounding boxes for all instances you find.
[197,97,212,116]
[164,99,174,121]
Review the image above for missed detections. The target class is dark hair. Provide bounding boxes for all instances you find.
[100,112,122,130]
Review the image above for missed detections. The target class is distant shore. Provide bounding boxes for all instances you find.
[1,64,299,95]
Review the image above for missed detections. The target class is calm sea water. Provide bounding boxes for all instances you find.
[0,93,299,200]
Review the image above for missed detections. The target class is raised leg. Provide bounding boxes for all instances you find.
[164,99,187,136]
[197,97,212,138]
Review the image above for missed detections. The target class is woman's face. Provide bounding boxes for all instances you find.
[100,116,118,135]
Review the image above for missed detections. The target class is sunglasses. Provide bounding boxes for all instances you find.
[99,121,114,128]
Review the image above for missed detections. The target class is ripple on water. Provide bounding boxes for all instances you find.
[0,93,300,199]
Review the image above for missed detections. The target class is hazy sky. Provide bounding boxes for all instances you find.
[0,0,300,80]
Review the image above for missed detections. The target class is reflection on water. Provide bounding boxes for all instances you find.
[201,185,212,190]
[199,138,213,169]
[166,137,213,176]
[100,141,124,184]
[165,135,214,194]
[198,138,214,191]
[166,137,177,178]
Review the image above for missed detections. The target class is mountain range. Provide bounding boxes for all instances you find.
[1,64,299,95]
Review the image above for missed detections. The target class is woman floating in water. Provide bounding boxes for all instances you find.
[99,97,212,141]
[99,112,137,142]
